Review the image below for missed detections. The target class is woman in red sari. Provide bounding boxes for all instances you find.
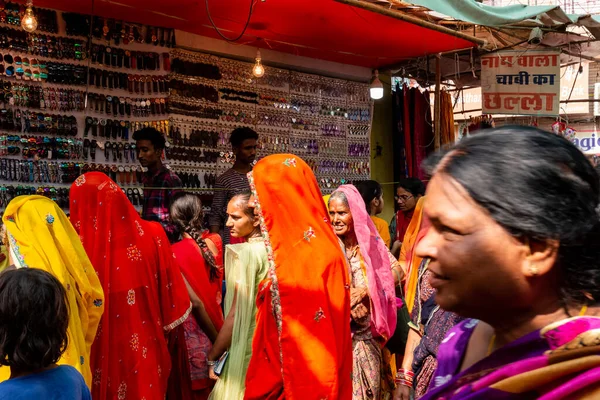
[69,172,192,400]
[244,154,353,400]
[169,193,225,399]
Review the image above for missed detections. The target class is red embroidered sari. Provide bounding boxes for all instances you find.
[70,172,192,400]
[169,234,224,399]
[244,154,353,400]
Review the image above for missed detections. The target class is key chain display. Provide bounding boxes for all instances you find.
[0,5,373,215]
[0,7,172,213]
[167,48,373,195]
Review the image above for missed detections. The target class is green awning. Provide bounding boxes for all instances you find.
[407,0,570,27]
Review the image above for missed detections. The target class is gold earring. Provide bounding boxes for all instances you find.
[529,264,539,276]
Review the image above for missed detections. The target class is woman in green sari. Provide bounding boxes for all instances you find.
[207,192,268,400]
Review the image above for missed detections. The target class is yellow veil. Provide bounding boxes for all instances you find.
[1,195,104,386]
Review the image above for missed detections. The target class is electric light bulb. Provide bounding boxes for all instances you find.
[252,50,265,78]
[370,69,384,100]
[253,61,264,78]
[21,2,37,33]
[369,86,384,100]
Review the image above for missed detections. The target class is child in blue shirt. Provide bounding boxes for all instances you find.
[0,268,91,399]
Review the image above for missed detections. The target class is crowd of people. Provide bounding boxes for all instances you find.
[1,125,600,400]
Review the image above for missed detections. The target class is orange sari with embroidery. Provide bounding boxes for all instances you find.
[70,172,192,400]
[244,154,353,400]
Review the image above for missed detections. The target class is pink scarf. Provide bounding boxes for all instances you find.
[337,185,397,342]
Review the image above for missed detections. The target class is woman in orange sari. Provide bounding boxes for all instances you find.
[70,172,192,400]
[169,193,225,399]
[244,154,353,400]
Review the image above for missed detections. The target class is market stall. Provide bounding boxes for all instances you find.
[0,0,480,214]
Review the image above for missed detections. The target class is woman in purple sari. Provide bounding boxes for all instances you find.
[417,126,600,399]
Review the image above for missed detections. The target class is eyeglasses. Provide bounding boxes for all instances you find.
[395,194,413,202]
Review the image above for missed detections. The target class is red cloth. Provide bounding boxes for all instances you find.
[173,236,224,326]
[244,154,352,400]
[395,209,415,243]
[169,235,225,398]
[403,85,414,178]
[244,280,285,400]
[400,87,434,180]
[70,172,192,400]
[229,235,246,245]
[202,232,225,305]
[412,89,434,181]
[167,321,213,400]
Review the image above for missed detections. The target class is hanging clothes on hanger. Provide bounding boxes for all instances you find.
[439,89,456,146]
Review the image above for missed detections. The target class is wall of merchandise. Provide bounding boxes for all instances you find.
[0,4,373,212]
[168,48,372,196]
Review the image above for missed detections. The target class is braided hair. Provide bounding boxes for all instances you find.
[170,193,220,281]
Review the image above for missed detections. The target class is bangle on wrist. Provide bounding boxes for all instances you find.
[395,378,413,387]
[395,368,415,384]
[207,360,217,366]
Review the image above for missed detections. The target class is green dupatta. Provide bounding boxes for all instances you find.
[209,238,268,400]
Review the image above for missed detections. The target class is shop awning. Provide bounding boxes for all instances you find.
[34,0,476,68]
[407,0,600,38]
[405,0,567,27]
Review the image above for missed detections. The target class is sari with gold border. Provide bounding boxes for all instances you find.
[244,154,353,400]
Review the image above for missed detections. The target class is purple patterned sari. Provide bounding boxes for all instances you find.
[422,316,600,399]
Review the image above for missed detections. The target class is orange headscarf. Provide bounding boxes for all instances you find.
[244,154,352,400]
[399,197,429,313]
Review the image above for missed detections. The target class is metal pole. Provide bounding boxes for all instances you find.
[334,0,488,47]
[434,55,442,150]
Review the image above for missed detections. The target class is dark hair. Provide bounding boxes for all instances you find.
[230,127,258,148]
[132,127,166,150]
[354,180,383,214]
[0,268,69,371]
[170,193,219,282]
[396,177,425,197]
[230,191,254,218]
[427,126,600,306]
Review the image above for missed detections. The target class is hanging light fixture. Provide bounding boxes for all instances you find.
[370,69,384,100]
[21,0,38,33]
[252,49,265,78]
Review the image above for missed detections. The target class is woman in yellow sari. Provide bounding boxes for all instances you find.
[1,195,104,386]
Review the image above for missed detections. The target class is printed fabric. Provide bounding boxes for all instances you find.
[70,172,191,400]
[422,316,600,399]
[244,154,353,400]
[141,165,182,243]
[2,195,104,387]
[171,235,225,398]
[337,184,397,343]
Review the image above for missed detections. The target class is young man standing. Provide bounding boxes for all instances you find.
[133,127,182,243]
[209,127,258,245]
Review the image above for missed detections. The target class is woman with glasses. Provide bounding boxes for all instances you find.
[390,178,426,258]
